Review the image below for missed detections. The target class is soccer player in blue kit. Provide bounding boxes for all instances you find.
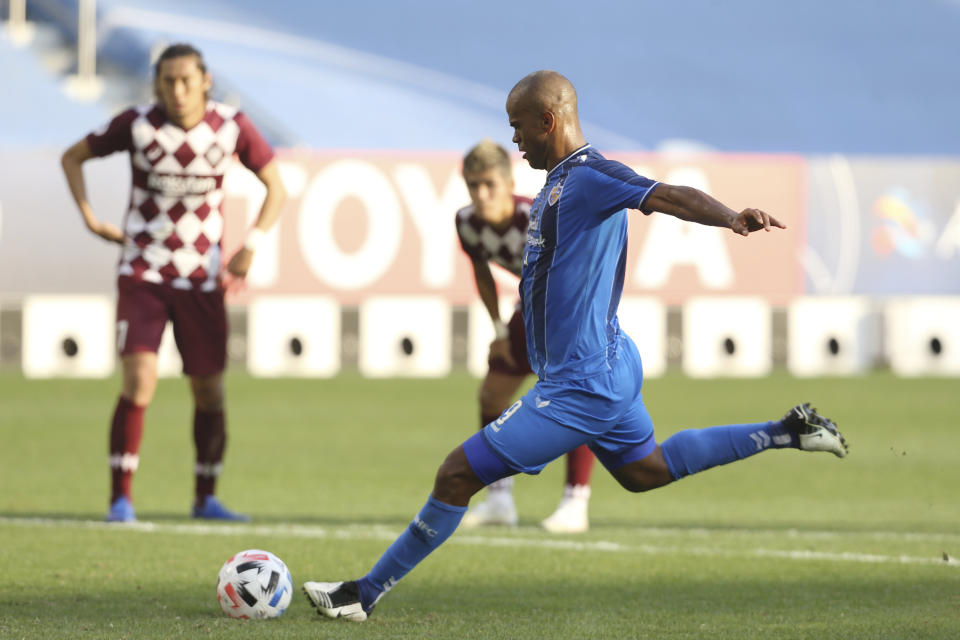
[303,70,849,622]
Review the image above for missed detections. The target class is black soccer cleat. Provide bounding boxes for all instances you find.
[782,403,848,458]
[302,580,372,622]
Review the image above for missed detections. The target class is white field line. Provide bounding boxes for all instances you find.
[3,516,959,569]
[610,525,960,544]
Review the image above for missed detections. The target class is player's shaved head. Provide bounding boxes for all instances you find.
[507,70,578,119]
[506,71,586,172]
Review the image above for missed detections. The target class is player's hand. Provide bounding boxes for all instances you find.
[221,248,254,294]
[488,338,517,368]
[730,208,786,236]
[89,220,126,244]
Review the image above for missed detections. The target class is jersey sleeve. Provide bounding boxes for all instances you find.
[85,108,137,157]
[577,160,659,217]
[234,112,275,172]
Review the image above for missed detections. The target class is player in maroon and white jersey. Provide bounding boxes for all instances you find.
[455,140,595,533]
[61,44,287,523]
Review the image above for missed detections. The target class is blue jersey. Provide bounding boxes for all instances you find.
[520,145,659,381]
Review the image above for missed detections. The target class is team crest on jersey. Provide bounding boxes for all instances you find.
[548,181,563,206]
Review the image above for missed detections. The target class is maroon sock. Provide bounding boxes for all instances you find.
[194,408,226,503]
[565,444,595,487]
[109,396,145,503]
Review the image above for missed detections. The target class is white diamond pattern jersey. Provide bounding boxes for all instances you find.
[455,196,532,277]
[86,101,275,291]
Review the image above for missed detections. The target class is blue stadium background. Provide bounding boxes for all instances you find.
[4,0,959,154]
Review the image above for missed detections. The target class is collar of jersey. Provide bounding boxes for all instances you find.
[547,144,592,178]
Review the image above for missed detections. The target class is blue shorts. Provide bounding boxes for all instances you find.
[464,336,657,484]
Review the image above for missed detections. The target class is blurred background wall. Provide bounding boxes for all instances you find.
[1,0,958,377]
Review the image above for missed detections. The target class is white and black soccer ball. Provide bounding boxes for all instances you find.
[216,549,293,619]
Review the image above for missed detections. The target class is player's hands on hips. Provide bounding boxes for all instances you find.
[88,219,126,244]
[488,338,517,368]
[221,248,254,293]
[730,208,786,236]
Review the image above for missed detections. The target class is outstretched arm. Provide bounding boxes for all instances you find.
[61,139,125,244]
[643,183,786,236]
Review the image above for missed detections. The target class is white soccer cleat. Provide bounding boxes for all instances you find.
[541,484,590,534]
[461,494,518,528]
[302,580,370,622]
[783,403,849,458]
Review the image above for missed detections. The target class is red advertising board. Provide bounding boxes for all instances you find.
[220,151,807,305]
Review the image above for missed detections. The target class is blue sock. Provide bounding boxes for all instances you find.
[356,494,467,609]
[660,420,797,480]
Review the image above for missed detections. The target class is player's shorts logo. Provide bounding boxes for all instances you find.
[490,399,523,432]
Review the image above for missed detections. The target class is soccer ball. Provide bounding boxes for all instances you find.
[216,549,293,619]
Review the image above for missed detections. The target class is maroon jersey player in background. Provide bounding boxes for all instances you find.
[455,140,595,533]
[61,43,287,522]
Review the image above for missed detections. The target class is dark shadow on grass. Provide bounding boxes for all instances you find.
[384,573,960,637]
[0,586,321,630]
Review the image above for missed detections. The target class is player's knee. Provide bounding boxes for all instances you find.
[122,361,158,404]
[612,462,673,493]
[433,449,483,505]
[616,475,659,493]
[190,375,225,411]
[124,371,156,395]
[434,456,472,492]
[194,392,224,412]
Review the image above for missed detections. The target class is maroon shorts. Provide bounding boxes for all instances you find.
[489,308,533,377]
[116,276,227,376]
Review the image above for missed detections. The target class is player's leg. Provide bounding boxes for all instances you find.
[460,369,526,527]
[188,371,247,519]
[304,384,589,621]
[304,443,488,621]
[608,404,848,492]
[464,307,532,527]
[587,390,670,493]
[107,279,167,522]
[171,287,247,521]
[589,337,847,492]
[120,351,160,406]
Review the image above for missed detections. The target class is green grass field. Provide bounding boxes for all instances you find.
[2,370,958,639]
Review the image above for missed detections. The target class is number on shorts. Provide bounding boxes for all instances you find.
[492,399,522,431]
[117,319,129,352]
